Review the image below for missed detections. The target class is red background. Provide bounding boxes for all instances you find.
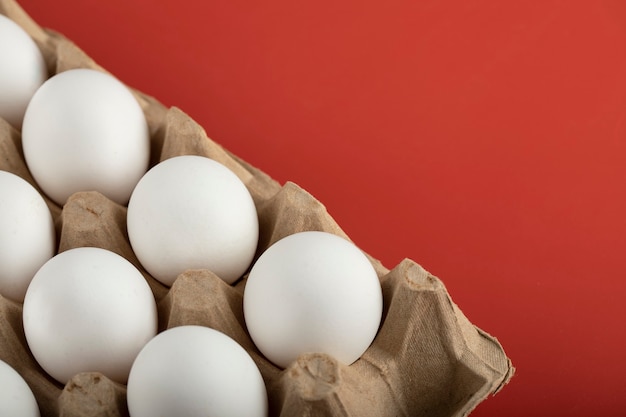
[15,1,626,415]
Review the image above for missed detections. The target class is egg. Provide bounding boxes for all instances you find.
[0,359,40,417]
[127,155,259,286]
[22,247,158,384]
[21,68,150,206]
[243,231,383,368]
[0,170,55,302]
[0,14,47,130]
[127,325,268,417]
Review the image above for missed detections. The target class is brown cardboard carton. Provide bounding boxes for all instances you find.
[0,1,514,415]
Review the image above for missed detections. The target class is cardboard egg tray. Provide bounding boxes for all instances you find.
[0,1,514,416]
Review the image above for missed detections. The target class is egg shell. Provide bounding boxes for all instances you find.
[0,13,47,129]
[127,325,268,417]
[21,68,150,206]
[0,359,40,417]
[22,247,158,384]
[127,155,259,286]
[0,170,55,302]
[243,231,383,368]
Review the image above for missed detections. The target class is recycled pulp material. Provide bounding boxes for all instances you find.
[0,1,514,416]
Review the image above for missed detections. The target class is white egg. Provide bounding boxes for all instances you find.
[22,247,158,384]
[0,14,47,130]
[0,359,40,417]
[127,325,268,417]
[21,68,150,206]
[127,155,259,286]
[0,170,55,302]
[243,231,383,368]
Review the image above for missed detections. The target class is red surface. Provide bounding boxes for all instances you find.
[13,1,626,415]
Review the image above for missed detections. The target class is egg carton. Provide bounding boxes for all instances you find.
[0,1,514,416]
